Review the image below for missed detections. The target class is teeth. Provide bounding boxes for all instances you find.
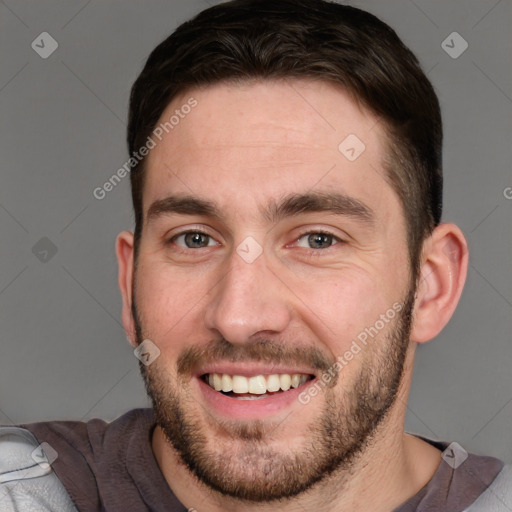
[221,374,233,392]
[213,373,222,391]
[232,375,249,393]
[280,374,291,391]
[205,373,310,394]
[248,376,267,394]
[266,374,281,392]
[292,375,309,388]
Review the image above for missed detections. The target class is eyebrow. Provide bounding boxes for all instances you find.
[145,191,375,227]
[263,191,374,225]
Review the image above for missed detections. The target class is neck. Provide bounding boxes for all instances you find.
[152,419,440,512]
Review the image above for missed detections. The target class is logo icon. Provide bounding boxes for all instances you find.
[442,442,468,469]
[32,237,58,263]
[31,32,59,59]
[338,134,366,162]
[31,442,58,469]
[442,32,468,59]
[236,236,263,264]
[134,339,161,366]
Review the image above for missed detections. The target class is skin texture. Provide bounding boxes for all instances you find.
[116,79,468,511]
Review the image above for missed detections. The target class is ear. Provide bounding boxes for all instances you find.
[410,223,468,343]
[115,231,137,347]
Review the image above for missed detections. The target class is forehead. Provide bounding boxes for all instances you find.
[142,79,397,224]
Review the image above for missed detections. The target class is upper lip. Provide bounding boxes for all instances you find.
[196,362,318,378]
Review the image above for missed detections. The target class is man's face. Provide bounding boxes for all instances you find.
[132,80,416,500]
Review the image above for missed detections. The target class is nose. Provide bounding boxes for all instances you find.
[203,246,293,344]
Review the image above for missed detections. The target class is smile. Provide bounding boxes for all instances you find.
[202,373,312,399]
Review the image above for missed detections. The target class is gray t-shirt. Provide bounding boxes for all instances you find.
[10,408,505,511]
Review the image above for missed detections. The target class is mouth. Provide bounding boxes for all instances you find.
[195,362,319,420]
[201,372,314,400]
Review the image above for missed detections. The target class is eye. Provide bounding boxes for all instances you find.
[170,231,218,249]
[295,230,342,250]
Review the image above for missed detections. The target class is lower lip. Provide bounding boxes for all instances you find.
[196,377,313,421]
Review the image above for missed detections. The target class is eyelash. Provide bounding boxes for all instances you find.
[167,229,344,252]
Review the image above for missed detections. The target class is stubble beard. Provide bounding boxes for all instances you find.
[136,286,416,502]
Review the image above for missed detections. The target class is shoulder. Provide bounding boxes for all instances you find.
[464,464,512,512]
[1,409,154,511]
[0,426,77,511]
[407,434,511,511]
[18,408,154,459]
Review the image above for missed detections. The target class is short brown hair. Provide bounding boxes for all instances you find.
[127,0,443,279]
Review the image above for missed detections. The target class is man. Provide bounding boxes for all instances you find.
[1,0,510,510]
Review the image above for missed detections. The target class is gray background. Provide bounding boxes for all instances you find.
[0,0,511,463]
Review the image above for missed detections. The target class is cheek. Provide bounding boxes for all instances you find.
[135,261,211,346]
[296,270,390,340]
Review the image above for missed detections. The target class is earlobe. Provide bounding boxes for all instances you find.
[115,231,137,347]
[410,223,468,344]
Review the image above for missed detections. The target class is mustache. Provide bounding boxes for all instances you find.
[176,337,336,377]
